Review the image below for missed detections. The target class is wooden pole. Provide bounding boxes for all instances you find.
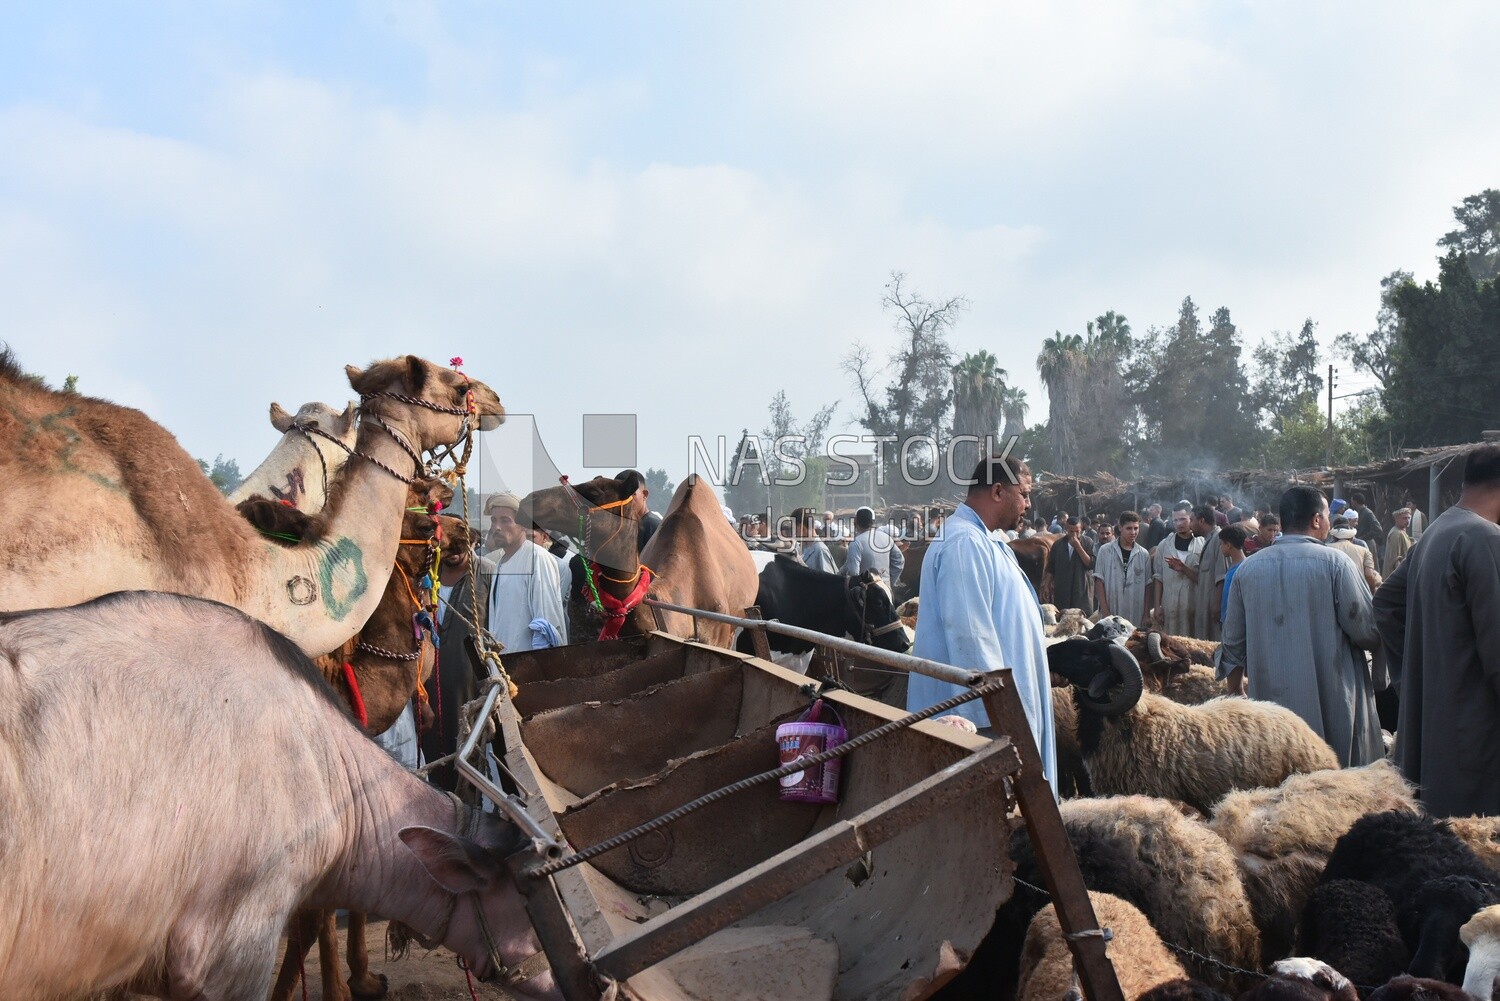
[981,683,1125,1001]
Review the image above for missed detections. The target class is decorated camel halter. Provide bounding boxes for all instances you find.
[557,474,659,640]
[289,367,479,486]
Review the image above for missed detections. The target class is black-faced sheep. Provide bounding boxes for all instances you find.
[1297,880,1409,996]
[1445,816,1500,873]
[1365,976,1474,1001]
[1320,811,1497,910]
[1046,638,1339,813]
[1018,892,1188,1001]
[1460,904,1500,1000]
[943,795,1261,999]
[1209,761,1420,962]
[1237,958,1360,1001]
[1137,980,1232,1001]
[1403,875,1498,985]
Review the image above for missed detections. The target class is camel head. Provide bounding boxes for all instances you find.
[519,472,642,538]
[394,478,457,577]
[269,400,358,441]
[345,355,505,453]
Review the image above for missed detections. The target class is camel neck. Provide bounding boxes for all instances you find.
[261,413,422,656]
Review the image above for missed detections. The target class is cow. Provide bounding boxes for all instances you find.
[736,554,913,659]
[0,591,559,1001]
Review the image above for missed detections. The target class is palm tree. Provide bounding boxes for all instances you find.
[952,351,1007,483]
[1001,385,1029,444]
[1037,333,1084,474]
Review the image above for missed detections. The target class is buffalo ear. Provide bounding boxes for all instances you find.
[399,826,500,894]
[270,402,294,432]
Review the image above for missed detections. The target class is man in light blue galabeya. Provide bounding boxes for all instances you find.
[906,453,1057,796]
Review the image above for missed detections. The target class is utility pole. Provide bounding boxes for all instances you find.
[1326,364,1336,468]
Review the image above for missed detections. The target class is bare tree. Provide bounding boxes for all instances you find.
[844,272,967,495]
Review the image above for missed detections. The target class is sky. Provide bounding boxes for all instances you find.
[3,1,1498,497]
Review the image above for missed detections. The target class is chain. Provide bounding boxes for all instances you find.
[1009,876,1386,994]
[291,418,418,485]
[527,678,1006,879]
[356,640,422,662]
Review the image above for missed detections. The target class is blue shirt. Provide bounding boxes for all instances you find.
[1220,562,1241,624]
[906,503,1057,795]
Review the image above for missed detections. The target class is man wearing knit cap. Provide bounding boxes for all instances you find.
[485,491,568,653]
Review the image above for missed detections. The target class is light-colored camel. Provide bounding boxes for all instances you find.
[520,472,757,648]
[0,351,502,656]
[228,400,357,513]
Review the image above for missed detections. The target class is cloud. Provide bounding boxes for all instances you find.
[2,2,1498,485]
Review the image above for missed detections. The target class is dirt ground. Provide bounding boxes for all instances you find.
[277,919,519,1001]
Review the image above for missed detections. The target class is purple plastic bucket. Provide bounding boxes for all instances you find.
[776,699,848,804]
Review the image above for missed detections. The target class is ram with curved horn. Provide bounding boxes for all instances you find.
[1046,638,1339,813]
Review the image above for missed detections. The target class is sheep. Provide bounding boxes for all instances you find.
[1460,904,1500,1001]
[1047,638,1339,813]
[1051,686,1093,798]
[1297,880,1409,996]
[941,794,1261,1000]
[1134,978,1230,1001]
[1137,981,1233,1001]
[1403,875,1498,985]
[1320,812,1497,913]
[1040,602,1061,626]
[1237,958,1360,1001]
[1444,816,1500,873]
[1017,892,1188,1001]
[1365,977,1475,1001]
[1209,761,1420,962]
[1053,607,1090,637]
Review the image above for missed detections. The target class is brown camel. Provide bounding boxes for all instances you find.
[520,472,757,648]
[0,350,502,656]
[228,400,357,513]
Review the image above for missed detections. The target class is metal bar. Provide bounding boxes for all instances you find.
[980,687,1124,1001]
[454,638,563,855]
[643,598,981,687]
[590,737,1023,983]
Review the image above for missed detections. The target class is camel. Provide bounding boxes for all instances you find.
[228,400,357,513]
[520,472,757,648]
[265,480,477,1001]
[0,350,502,656]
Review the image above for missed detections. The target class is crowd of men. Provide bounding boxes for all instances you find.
[1034,491,1424,646]
[434,455,1495,821]
[902,448,1500,818]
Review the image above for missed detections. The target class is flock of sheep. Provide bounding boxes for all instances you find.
[933,612,1500,1001]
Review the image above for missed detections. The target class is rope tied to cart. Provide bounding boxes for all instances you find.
[524,676,1007,879]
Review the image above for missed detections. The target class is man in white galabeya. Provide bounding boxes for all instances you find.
[905,454,1057,796]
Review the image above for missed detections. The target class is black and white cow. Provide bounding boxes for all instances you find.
[737,554,912,657]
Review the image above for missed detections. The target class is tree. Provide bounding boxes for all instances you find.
[61,374,79,393]
[951,350,1008,483]
[724,429,767,519]
[1385,252,1500,446]
[643,468,676,515]
[1078,311,1133,475]
[1036,331,1085,474]
[196,454,243,494]
[1127,298,1256,472]
[1335,269,1410,391]
[844,272,965,499]
[761,390,839,517]
[1251,319,1324,424]
[1437,189,1500,282]
[1000,385,1029,445]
